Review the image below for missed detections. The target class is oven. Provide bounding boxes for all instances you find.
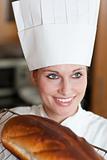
[0,58,41,108]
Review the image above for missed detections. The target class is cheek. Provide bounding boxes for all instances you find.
[74,78,87,93]
[37,80,56,95]
[80,79,87,93]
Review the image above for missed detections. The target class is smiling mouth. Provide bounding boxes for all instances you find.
[54,97,74,106]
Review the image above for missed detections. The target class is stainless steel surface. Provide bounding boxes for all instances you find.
[0,108,107,159]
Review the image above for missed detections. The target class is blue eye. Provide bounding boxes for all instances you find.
[47,73,59,79]
[72,72,82,78]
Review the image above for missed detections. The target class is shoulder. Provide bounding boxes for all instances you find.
[10,104,42,115]
[80,107,107,133]
[82,108,107,126]
[81,108,107,147]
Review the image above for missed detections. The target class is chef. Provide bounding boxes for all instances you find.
[0,0,107,159]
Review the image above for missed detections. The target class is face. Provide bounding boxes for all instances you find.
[32,64,87,122]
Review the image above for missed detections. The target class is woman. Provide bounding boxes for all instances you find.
[0,0,107,159]
[31,64,87,123]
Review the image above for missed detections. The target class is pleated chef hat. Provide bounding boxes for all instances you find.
[12,0,100,71]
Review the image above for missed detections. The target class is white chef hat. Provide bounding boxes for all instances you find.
[12,0,100,71]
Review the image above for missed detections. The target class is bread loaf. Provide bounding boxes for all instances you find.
[1,115,104,160]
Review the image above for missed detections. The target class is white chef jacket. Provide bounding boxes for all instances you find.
[0,104,107,159]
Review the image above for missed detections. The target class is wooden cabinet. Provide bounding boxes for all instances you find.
[0,1,18,45]
[90,0,107,117]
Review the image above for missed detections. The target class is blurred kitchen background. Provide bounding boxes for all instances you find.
[0,0,41,108]
[0,0,107,117]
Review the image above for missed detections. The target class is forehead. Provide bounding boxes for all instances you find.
[39,64,87,72]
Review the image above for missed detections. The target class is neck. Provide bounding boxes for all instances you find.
[43,105,79,123]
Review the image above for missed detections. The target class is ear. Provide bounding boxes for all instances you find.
[30,70,38,85]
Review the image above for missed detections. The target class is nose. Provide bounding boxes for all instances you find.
[58,78,72,96]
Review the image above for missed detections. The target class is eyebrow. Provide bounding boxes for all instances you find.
[42,70,58,73]
[42,67,85,73]
[72,67,85,73]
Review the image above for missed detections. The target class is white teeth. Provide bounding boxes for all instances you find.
[56,98,72,103]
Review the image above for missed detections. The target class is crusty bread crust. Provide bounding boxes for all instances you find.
[1,115,104,160]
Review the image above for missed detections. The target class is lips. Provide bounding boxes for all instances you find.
[54,97,74,106]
